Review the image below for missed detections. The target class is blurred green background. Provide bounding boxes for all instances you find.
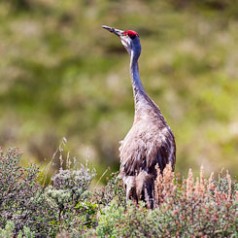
[0,0,238,178]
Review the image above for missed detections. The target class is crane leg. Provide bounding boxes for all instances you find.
[144,182,155,209]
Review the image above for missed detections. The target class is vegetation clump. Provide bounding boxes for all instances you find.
[96,165,238,237]
[1,0,238,177]
[0,148,56,237]
[0,148,237,237]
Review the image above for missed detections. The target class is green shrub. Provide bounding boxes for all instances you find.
[0,148,237,237]
[0,148,97,237]
[0,148,57,237]
[45,165,97,236]
[0,220,36,238]
[96,165,238,238]
[94,173,126,207]
[0,221,15,238]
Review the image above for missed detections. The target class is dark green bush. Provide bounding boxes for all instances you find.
[0,148,97,237]
[45,164,97,236]
[0,148,57,237]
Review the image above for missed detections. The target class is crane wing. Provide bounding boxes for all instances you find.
[120,127,176,176]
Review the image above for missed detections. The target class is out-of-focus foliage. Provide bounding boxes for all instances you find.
[0,0,238,177]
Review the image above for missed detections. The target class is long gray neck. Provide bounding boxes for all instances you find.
[128,40,163,122]
[130,50,150,113]
[130,51,144,93]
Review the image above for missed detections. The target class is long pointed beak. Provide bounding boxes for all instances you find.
[102,25,124,37]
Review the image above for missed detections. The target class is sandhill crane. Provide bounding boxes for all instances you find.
[102,25,176,208]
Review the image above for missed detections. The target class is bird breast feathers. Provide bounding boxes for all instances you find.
[119,123,172,175]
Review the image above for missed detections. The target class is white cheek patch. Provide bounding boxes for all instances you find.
[120,38,131,53]
[121,38,128,48]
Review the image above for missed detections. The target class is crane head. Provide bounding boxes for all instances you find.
[102,25,141,55]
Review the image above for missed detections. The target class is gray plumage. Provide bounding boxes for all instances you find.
[102,25,176,208]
